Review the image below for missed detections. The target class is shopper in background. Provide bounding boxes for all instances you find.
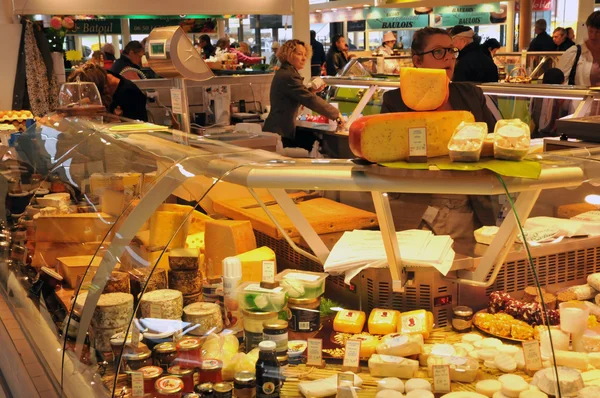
[528,19,556,51]
[269,42,280,68]
[553,27,575,51]
[481,38,501,58]
[109,40,146,80]
[376,31,397,56]
[198,34,216,59]
[68,63,148,121]
[566,27,576,42]
[530,68,566,137]
[216,37,264,66]
[101,43,116,62]
[325,34,349,76]
[264,39,343,149]
[310,30,326,77]
[239,42,251,56]
[450,25,499,83]
[558,11,600,89]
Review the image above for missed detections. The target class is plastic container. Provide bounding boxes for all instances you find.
[275,269,327,299]
[493,119,530,161]
[427,355,479,382]
[448,122,488,162]
[237,282,288,312]
[223,257,242,331]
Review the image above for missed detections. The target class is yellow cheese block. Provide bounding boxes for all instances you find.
[234,246,276,282]
[121,245,170,273]
[400,67,449,111]
[35,213,115,243]
[397,310,434,339]
[149,211,189,250]
[368,308,400,335]
[32,241,103,268]
[157,204,212,234]
[102,188,128,217]
[56,255,113,288]
[333,309,366,334]
[90,173,141,196]
[185,232,205,251]
[349,111,475,163]
[204,220,256,278]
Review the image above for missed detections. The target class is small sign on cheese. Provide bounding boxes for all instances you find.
[343,339,362,369]
[432,364,451,393]
[262,260,276,283]
[522,340,542,371]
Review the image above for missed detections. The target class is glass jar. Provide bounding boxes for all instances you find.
[156,375,184,398]
[137,365,163,395]
[176,337,203,369]
[452,306,474,333]
[154,342,178,371]
[214,382,233,398]
[199,359,223,384]
[242,310,278,353]
[196,383,214,398]
[123,349,153,372]
[288,297,321,333]
[262,320,288,357]
[233,371,256,398]
[168,365,197,393]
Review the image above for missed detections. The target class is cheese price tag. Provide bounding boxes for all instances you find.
[306,338,323,366]
[522,340,542,371]
[343,339,361,368]
[408,127,427,158]
[130,325,140,347]
[170,89,184,115]
[432,364,451,393]
[150,303,162,318]
[131,371,144,397]
[337,372,355,387]
[262,260,276,283]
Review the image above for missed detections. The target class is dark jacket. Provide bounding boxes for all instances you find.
[311,38,326,77]
[263,63,339,140]
[108,71,148,121]
[453,42,499,83]
[109,54,141,76]
[557,38,575,52]
[202,44,216,59]
[528,31,556,52]
[325,47,348,76]
[381,82,496,132]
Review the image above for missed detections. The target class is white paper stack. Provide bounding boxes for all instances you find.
[324,229,455,284]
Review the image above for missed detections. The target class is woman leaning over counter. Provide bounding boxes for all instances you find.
[263,39,344,149]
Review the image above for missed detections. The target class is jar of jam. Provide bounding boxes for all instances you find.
[123,349,153,372]
[168,365,197,393]
[195,382,214,398]
[154,342,178,371]
[199,359,223,384]
[452,306,474,333]
[213,382,233,398]
[156,375,184,398]
[233,371,256,398]
[176,337,202,369]
[137,365,163,395]
[262,320,288,358]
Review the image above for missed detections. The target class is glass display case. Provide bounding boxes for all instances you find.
[4,112,600,396]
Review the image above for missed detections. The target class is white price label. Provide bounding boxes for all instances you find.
[131,372,144,397]
[170,89,184,115]
[408,127,427,157]
[522,340,542,371]
[432,365,451,393]
[343,340,361,368]
[150,303,162,318]
[130,326,140,347]
[306,339,323,366]
[337,373,355,387]
[262,260,276,283]
[299,321,310,330]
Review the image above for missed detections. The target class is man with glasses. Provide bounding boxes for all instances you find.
[450,25,499,83]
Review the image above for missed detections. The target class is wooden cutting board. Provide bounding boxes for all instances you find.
[212,193,378,239]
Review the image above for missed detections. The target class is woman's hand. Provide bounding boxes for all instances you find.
[335,113,346,131]
[311,84,326,93]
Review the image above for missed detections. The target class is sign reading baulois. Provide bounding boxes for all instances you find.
[71,19,121,35]
[431,3,503,27]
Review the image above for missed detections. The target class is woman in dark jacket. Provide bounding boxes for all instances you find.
[450,25,499,83]
[325,34,349,76]
[263,40,343,149]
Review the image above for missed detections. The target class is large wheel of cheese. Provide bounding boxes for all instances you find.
[400,67,449,111]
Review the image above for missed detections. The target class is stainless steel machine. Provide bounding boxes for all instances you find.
[145,26,214,135]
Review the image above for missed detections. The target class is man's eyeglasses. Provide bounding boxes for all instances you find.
[417,47,459,60]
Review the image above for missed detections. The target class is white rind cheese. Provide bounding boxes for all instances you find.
[376,333,424,357]
[376,378,404,393]
[406,390,434,398]
[182,302,223,336]
[140,289,183,319]
[578,386,600,398]
[441,393,488,398]
[404,379,431,393]
[368,354,419,378]
[476,380,502,397]
[532,366,584,397]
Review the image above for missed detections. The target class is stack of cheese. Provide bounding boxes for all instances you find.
[75,292,134,352]
[169,248,202,306]
[139,289,183,320]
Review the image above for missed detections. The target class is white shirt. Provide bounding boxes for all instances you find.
[557,41,590,86]
[376,45,394,56]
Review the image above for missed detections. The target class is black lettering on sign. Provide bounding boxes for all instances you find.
[459,17,481,24]
[382,21,414,28]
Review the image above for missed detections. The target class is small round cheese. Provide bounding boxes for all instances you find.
[478,349,500,361]
[377,378,405,393]
[474,340,483,348]
[405,379,432,393]
[441,393,488,398]
[376,390,404,398]
[518,391,548,398]
[454,342,475,352]
[406,390,434,398]
[514,349,525,370]
[484,360,497,369]
[462,333,483,344]
[501,375,529,398]
[476,380,502,397]
[495,354,517,373]
[498,345,519,356]
[469,350,480,360]
[493,392,510,398]
[481,338,503,349]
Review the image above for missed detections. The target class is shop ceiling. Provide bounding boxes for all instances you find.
[310,0,507,12]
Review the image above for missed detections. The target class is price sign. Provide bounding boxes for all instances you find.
[306,338,323,366]
[170,89,183,115]
[408,127,428,157]
[150,303,162,318]
[343,339,361,369]
[130,325,140,347]
[131,372,144,397]
[522,340,542,371]
[337,372,355,387]
[262,260,276,283]
[432,364,451,393]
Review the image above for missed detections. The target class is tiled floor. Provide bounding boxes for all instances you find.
[0,292,58,398]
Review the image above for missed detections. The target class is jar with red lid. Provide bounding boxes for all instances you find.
[155,375,184,398]
[199,359,223,384]
[136,365,163,395]
[168,365,198,393]
[176,337,202,369]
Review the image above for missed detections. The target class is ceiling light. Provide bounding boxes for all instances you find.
[331,8,337,11]
[347,6,353,10]
[363,4,370,6]
[316,9,321,12]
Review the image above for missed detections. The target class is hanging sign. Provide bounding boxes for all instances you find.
[431,3,504,27]
[71,19,122,35]
[348,20,366,32]
[367,9,429,30]
[129,18,216,35]
[516,0,553,12]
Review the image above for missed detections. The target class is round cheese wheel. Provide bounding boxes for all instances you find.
[462,333,483,344]
[498,345,519,356]
[501,376,529,398]
[481,338,503,349]
[406,390,434,398]
[377,378,405,393]
[469,350,480,360]
[405,379,432,393]
[375,390,404,398]
[478,349,499,361]
[518,391,548,398]
[495,354,517,373]
[476,380,502,397]
[454,342,475,352]
[498,374,526,385]
[493,392,510,398]
[441,393,488,398]
[484,360,497,369]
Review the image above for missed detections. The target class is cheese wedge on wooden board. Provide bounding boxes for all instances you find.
[212,194,378,239]
[349,111,475,163]
[205,220,256,277]
[35,213,115,243]
[32,241,103,268]
[56,255,106,288]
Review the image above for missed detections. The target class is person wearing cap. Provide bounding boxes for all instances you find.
[450,25,499,83]
[101,43,116,62]
[269,41,280,68]
[529,19,556,51]
[377,31,397,56]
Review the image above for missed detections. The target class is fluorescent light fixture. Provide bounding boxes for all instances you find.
[331,8,337,11]
[483,92,585,101]
[347,6,353,9]
[585,194,600,206]
[316,9,321,12]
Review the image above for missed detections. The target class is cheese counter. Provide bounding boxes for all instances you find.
[4,112,600,397]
